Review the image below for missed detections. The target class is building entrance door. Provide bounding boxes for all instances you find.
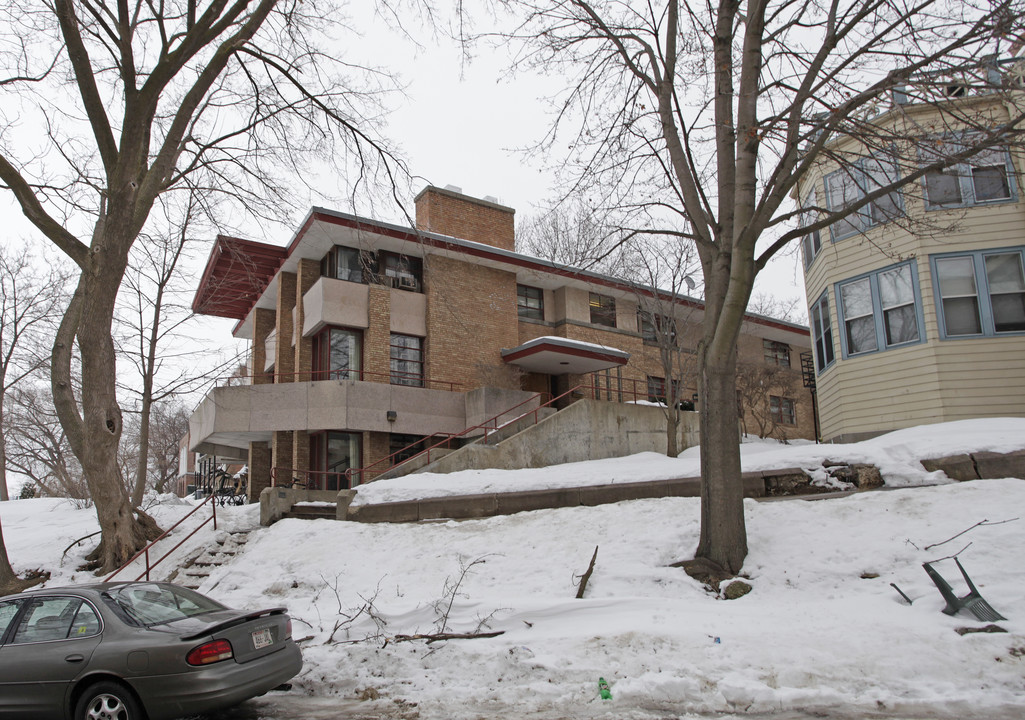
[310,431,362,490]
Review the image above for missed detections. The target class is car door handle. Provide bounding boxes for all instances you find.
[65,654,85,663]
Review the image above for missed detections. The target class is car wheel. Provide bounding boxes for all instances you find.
[75,681,144,720]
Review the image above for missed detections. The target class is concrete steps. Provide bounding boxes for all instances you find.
[281,503,336,521]
[175,530,251,590]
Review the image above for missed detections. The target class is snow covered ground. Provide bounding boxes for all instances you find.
[4,418,1025,719]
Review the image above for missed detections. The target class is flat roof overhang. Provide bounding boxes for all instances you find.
[501,337,630,375]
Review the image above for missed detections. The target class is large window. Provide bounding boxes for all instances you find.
[638,310,677,345]
[312,327,362,381]
[836,262,923,358]
[932,247,1025,337]
[823,154,902,241]
[922,141,1015,209]
[310,431,361,491]
[517,285,544,320]
[589,292,617,327]
[390,334,424,387]
[321,245,369,283]
[380,252,423,292]
[763,340,791,368]
[810,292,835,373]
[770,396,797,426]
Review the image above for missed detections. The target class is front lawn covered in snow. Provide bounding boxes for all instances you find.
[3,418,1025,719]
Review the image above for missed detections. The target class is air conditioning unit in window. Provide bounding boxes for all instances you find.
[398,275,417,290]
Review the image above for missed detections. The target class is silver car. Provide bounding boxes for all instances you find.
[0,582,303,720]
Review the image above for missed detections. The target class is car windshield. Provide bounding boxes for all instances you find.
[107,584,226,626]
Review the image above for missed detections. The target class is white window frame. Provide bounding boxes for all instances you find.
[810,291,835,374]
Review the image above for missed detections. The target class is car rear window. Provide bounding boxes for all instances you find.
[108,584,225,626]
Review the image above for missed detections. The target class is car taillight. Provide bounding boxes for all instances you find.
[186,639,234,666]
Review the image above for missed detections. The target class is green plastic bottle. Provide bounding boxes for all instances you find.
[598,677,612,700]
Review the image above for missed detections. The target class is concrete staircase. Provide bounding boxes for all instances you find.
[281,503,336,520]
[175,530,252,590]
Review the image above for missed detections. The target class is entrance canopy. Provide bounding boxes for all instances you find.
[501,336,630,375]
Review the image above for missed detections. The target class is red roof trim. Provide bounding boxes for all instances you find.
[193,209,810,339]
[192,235,287,320]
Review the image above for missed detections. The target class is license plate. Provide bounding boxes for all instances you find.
[252,628,273,649]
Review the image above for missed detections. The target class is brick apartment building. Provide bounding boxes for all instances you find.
[189,186,815,501]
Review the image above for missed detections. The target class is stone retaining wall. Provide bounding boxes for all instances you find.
[259,449,1025,526]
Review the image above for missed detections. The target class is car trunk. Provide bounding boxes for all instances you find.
[151,608,291,664]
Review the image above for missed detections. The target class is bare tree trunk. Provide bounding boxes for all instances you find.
[53,247,145,573]
[665,408,680,458]
[0,404,8,503]
[695,348,747,574]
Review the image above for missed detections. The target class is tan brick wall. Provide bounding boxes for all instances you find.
[294,259,319,381]
[275,271,297,382]
[362,431,391,483]
[292,430,310,476]
[415,186,515,251]
[424,255,520,390]
[252,308,276,384]
[364,285,392,383]
[248,441,271,501]
[736,334,815,440]
[271,430,293,485]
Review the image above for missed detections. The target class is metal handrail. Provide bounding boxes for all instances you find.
[104,495,218,583]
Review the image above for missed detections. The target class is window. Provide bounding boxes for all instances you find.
[589,293,617,327]
[517,285,544,320]
[932,247,1025,337]
[770,396,797,426]
[312,327,362,380]
[380,252,423,292]
[0,599,23,638]
[390,434,429,464]
[638,310,677,345]
[647,376,679,405]
[810,292,835,373]
[923,141,1014,209]
[310,431,362,490]
[321,245,370,283]
[823,154,902,241]
[800,189,822,268]
[763,340,791,368]
[390,334,424,387]
[836,262,923,358]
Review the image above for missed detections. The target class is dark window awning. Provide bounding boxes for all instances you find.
[501,336,630,375]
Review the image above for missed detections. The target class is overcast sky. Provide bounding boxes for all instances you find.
[2,8,808,321]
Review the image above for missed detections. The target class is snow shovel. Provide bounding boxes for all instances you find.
[922,558,1006,622]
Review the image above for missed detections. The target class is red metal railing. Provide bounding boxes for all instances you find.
[270,466,366,491]
[219,368,461,392]
[105,495,218,583]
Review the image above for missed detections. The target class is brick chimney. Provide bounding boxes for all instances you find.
[414,185,515,251]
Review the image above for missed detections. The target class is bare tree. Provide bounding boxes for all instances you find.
[0,247,67,595]
[116,193,244,506]
[5,385,90,503]
[484,0,1025,573]
[627,235,700,457]
[0,2,410,572]
[735,360,800,441]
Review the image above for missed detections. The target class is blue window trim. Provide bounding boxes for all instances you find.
[834,260,927,360]
[929,245,1025,339]
[810,290,836,375]
[920,142,1018,212]
[823,154,904,243]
